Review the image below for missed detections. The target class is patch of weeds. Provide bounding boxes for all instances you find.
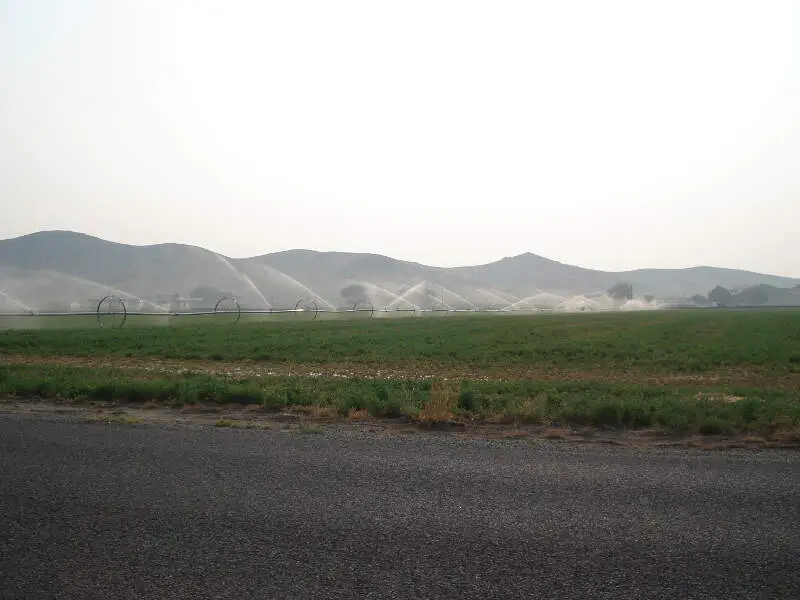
[348,407,369,420]
[374,398,408,418]
[417,380,458,424]
[732,397,762,428]
[214,419,240,428]
[697,418,733,436]
[457,389,478,412]
[88,414,143,425]
[590,402,623,427]
[772,430,800,444]
[297,424,322,435]
[336,389,371,415]
[396,383,423,417]
[2,359,798,438]
[364,390,407,418]
[218,384,264,405]
[262,387,290,410]
[305,403,339,419]
[180,404,223,414]
[504,395,546,424]
[240,421,272,430]
[621,403,655,429]
[374,385,390,403]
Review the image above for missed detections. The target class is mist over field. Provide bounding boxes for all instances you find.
[0,230,798,315]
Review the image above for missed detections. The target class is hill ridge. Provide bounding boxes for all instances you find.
[0,230,797,312]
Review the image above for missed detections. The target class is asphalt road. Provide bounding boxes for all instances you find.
[1,415,798,599]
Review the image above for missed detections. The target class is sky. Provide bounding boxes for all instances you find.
[0,0,798,276]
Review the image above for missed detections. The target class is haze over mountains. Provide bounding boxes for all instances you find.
[0,231,798,313]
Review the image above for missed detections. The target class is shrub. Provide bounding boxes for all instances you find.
[698,418,732,436]
[457,389,477,411]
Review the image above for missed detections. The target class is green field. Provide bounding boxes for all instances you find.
[1,310,799,437]
[2,310,800,372]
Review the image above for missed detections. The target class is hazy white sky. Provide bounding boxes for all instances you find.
[1,0,798,275]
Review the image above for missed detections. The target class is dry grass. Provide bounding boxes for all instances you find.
[504,430,530,439]
[417,380,458,424]
[348,407,369,420]
[501,395,549,425]
[542,428,568,439]
[742,435,765,443]
[486,412,517,425]
[771,430,800,444]
[292,404,339,419]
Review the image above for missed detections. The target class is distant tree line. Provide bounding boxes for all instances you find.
[604,281,800,308]
[691,284,800,307]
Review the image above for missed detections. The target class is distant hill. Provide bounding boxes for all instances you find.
[0,230,797,312]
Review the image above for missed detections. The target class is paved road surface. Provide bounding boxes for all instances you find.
[1,415,798,599]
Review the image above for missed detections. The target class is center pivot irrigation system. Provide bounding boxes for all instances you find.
[88,295,460,328]
[0,296,771,329]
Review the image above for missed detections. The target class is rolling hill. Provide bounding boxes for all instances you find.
[0,230,797,312]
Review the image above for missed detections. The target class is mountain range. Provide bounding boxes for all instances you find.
[0,230,798,312]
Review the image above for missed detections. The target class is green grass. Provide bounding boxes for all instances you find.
[1,363,798,436]
[2,311,798,436]
[1,310,800,374]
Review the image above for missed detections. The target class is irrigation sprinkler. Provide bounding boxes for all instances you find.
[351,300,375,319]
[4,294,716,331]
[96,295,127,328]
[384,304,418,317]
[214,296,242,324]
[294,298,320,320]
[430,300,450,316]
